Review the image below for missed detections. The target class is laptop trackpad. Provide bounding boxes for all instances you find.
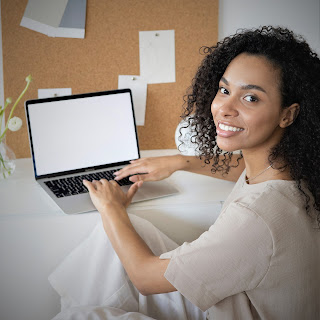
[122,181,179,203]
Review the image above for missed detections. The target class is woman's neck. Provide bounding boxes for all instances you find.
[243,151,291,184]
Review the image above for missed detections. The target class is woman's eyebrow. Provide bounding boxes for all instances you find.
[221,76,229,85]
[241,84,267,93]
[220,76,267,93]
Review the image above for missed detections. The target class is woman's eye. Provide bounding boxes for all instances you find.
[219,87,229,95]
[244,95,258,102]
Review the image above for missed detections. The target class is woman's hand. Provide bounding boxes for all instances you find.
[114,155,183,183]
[83,179,176,298]
[83,179,143,213]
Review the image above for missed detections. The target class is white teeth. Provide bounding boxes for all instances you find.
[219,123,243,132]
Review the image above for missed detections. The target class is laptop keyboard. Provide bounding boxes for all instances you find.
[44,169,132,198]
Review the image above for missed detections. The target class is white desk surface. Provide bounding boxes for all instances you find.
[0,149,235,320]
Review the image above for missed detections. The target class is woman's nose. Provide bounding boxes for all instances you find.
[214,98,239,118]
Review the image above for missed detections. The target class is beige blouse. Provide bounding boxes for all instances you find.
[160,171,320,320]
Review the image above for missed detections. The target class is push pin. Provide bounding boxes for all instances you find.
[132,77,137,80]
[155,33,159,37]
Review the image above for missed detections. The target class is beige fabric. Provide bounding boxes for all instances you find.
[160,171,320,320]
[49,214,206,320]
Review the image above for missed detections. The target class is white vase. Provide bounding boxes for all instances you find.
[0,137,16,180]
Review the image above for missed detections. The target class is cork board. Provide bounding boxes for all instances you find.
[2,0,218,158]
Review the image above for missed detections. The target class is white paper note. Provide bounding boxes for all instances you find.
[118,76,147,126]
[20,0,86,38]
[22,0,68,28]
[139,30,176,84]
[38,88,72,99]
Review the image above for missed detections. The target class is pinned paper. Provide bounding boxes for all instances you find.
[20,0,86,38]
[38,88,72,99]
[139,30,176,84]
[118,76,147,126]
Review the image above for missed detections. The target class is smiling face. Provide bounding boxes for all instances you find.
[211,53,290,155]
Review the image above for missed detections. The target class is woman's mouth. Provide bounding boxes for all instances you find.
[218,123,244,132]
[216,122,244,137]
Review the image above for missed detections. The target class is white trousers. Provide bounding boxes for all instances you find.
[49,214,207,320]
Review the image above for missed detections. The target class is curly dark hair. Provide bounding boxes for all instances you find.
[181,26,320,226]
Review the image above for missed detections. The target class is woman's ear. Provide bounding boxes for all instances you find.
[279,103,300,128]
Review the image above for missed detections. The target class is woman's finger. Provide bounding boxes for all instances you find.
[91,180,101,189]
[99,178,109,185]
[109,180,120,187]
[114,165,148,180]
[126,181,143,204]
[129,159,141,163]
[128,173,150,182]
[83,180,96,193]
[114,162,145,175]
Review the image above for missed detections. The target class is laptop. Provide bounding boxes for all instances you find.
[25,88,179,214]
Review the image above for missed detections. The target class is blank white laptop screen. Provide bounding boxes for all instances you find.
[27,91,139,176]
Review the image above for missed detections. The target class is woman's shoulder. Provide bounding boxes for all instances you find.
[245,182,301,215]
[245,180,300,207]
[223,176,314,233]
[223,170,299,211]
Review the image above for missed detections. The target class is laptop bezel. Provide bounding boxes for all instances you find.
[25,88,140,180]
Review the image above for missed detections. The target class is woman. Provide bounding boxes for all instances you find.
[50,26,320,319]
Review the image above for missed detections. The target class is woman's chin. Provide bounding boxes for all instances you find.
[216,142,239,153]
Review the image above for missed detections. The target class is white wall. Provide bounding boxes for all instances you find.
[219,0,320,55]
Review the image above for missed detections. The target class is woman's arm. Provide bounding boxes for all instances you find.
[83,179,176,296]
[114,154,244,183]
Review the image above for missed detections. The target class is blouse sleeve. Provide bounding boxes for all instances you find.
[159,202,273,311]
